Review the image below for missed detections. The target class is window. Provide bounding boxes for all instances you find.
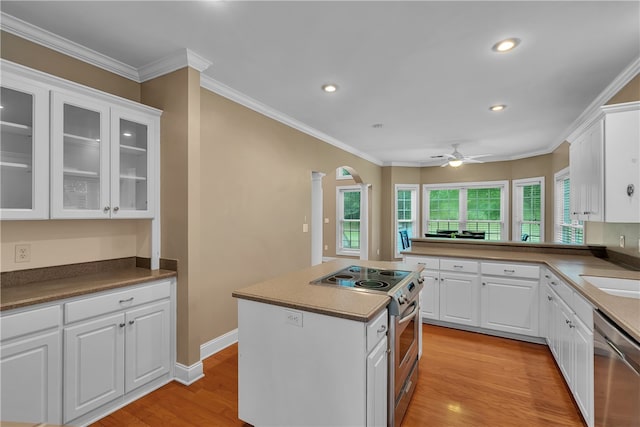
[336,167,352,180]
[395,185,419,257]
[423,181,509,240]
[336,186,361,255]
[554,168,583,244]
[513,177,544,243]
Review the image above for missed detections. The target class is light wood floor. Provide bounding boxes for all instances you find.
[92,324,585,427]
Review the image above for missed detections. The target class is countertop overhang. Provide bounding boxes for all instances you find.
[232,259,422,322]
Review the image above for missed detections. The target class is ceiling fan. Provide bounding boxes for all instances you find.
[431,144,491,167]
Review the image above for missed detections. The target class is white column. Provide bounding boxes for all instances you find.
[359,183,370,260]
[311,172,325,266]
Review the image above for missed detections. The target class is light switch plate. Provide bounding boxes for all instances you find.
[619,235,625,248]
[285,309,303,327]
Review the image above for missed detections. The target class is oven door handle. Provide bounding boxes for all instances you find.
[398,301,418,324]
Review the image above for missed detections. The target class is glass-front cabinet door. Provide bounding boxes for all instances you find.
[0,74,49,219]
[111,108,155,218]
[51,92,110,218]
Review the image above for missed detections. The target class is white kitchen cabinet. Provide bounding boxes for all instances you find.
[573,315,594,427]
[51,92,158,219]
[420,269,440,320]
[480,262,539,337]
[439,271,480,327]
[542,283,559,358]
[602,102,640,222]
[569,118,604,222]
[480,276,539,336]
[544,274,594,427]
[366,336,388,427]
[237,299,388,427]
[404,256,439,321]
[0,305,61,424]
[568,101,640,223]
[0,69,50,219]
[63,280,173,424]
[63,312,125,421]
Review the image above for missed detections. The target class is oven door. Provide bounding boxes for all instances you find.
[394,298,420,399]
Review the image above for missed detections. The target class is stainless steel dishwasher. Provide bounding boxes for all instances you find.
[593,309,640,427]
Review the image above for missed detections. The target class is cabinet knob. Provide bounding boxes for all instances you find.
[482,282,486,286]
[119,323,125,328]
[129,320,135,325]
[113,206,120,212]
[547,295,553,301]
[377,325,386,333]
[569,323,575,329]
[565,319,571,324]
[104,206,111,212]
[627,184,635,196]
[550,281,557,286]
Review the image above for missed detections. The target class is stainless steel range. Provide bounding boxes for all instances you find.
[311,265,423,427]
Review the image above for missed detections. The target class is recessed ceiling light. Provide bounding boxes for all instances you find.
[123,132,132,137]
[322,84,338,93]
[492,38,520,53]
[372,123,383,128]
[489,104,507,112]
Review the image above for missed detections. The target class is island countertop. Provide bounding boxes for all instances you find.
[403,239,640,342]
[232,259,421,322]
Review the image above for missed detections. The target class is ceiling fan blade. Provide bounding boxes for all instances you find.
[440,161,449,167]
[465,154,492,159]
[463,158,485,164]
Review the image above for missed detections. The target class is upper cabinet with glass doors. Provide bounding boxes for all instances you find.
[50,93,158,219]
[0,60,161,221]
[0,72,50,219]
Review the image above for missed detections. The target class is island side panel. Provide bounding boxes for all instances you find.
[238,299,368,426]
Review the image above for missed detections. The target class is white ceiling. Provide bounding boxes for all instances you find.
[2,1,639,166]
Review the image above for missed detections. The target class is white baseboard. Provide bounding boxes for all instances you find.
[200,328,238,360]
[174,361,204,386]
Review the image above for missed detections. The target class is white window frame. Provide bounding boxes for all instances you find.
[395,184,420,258]
[554,167,584,244]
[512,177,545,243]
[336,185,361,256]
[422,180,509,240]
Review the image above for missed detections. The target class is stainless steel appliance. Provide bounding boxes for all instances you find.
[311,265,423,427]
[593,309,640,427]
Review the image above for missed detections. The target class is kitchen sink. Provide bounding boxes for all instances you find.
[581,275,640,299]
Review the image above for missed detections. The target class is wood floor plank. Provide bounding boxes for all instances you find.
[92,324,585,427]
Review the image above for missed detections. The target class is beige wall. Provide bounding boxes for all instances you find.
[141,68,202,365]
[199,89,382,343]
[606,74,640,105]
[0,33,149,273]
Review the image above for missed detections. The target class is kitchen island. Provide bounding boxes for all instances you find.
[232,259,423,427]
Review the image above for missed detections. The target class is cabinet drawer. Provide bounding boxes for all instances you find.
[549,277,573,306]
[367,309,388,353]
[440,258,478,273]
[1,305,61,342]
[65,280,171,324]
[482,262,540,279]
[404,256,439,271]
[572,292,593,327]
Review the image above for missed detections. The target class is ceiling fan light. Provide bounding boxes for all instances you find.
[448,159,463,168]
[321,83,338,93]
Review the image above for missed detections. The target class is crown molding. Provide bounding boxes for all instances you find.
[559,56,640,145]
[0,12,140,81]
[138,48,212,82]
[200,74,384,166]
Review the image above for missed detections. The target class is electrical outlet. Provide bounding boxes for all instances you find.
[302,223,309,233]
[15,244,31,263]
[324,218,329,224]
[324,245,328,251]
[285,310,303,327]
[619,235,625,248]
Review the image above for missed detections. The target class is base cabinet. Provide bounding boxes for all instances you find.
[366,337,388,427]
[439,272,479,327]
[480,276,539,336]
[0,329,61,424]
[238,299,387,427]
[64,298,171,423]
[0,278,175,426]
[420,270,440,320]
[543,276,594,427]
